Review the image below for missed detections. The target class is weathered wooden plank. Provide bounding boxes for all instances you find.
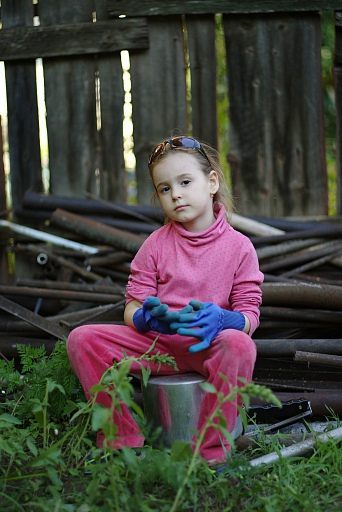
[130,16,187,204]
[0,116,9,284]
[2,0,43,215]
[107,0,342,17]
[0,19,148,60]
[94,0,126,201]
[224,12,327,217]
[39,0,98,197]
[334,12,342,65]
[335,13,342,215]
[334,65,342,215]
[185,14,218,148]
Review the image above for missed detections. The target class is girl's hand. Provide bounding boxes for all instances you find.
[133,296,181,334]
[171,300,245,353]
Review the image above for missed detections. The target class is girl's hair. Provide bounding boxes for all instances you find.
[148,136,234,223]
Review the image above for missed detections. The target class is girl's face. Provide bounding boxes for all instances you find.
[152,151,219,232]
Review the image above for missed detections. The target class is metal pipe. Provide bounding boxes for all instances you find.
[0,219,98,254]
[251,225,342,247]
[260,306,342,324]
[256,238,324,261]
[14,244,103,282]
[260,240,342,273]
[51,208,144,254]
[84,250,132,267]
[230,213,285,237]
[254,338,342,357]
[23,191,163,222]
[261,282,342,311]
[281,246,342,278]
[0,295,70,339]
[17,278,125,294]
[294,351,342,367]
[248,426,342,468]
[0,285,124,304]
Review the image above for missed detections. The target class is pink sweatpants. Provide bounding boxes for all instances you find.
[67,324,256,463]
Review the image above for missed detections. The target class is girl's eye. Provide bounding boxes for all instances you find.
[160,186,170,194]
[182,179,191,186]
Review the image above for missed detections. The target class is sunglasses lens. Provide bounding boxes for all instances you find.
[149,137,209,165]
[172,137,199,150]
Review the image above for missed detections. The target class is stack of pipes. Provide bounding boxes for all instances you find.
[1,192,342,417]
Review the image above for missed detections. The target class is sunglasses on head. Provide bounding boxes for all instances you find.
[148,136,210,166]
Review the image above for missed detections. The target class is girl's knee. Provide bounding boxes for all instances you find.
[218,329,257,359]
[66,325,90,354]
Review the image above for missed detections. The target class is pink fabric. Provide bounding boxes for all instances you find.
[67,324,257,462]
[126,204,263,335]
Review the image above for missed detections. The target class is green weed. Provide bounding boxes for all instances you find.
[1,340,342,511]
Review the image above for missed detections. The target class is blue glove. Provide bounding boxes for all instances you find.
[133,296,181,334]
[170,300,245,353]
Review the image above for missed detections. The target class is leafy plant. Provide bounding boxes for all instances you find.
[1,338,342,511]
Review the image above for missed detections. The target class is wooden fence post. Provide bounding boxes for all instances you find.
[2,0,43,216]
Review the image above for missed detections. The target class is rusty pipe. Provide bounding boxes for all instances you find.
[17,278,125,294]
[254,338,342,357]
[294,351,342,368]
[261,282,342,311]
[0,285,124,304]
[260,306,342,324]
[51,208,145,254]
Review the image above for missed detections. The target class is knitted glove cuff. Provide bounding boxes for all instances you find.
[221,310,245,331]
[133,308,151,332]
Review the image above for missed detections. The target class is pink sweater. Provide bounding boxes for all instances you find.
[126,204,263,335]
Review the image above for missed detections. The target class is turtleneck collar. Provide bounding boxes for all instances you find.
[171,203,228,246]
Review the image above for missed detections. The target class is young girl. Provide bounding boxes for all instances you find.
[67,136,263,465]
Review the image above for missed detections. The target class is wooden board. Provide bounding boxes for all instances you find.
[107,0,342,17]
[224,12,328,216]
[94,0,126,201]
[129,16,187,204]
[2,0,43,214]
[38,0,98,197]
[185,14,218,148]
[0,19,148,60]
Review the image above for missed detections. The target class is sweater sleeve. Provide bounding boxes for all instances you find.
[125,235,158,304]
[229,240,263,336]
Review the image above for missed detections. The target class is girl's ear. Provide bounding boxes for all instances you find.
[209,169,219,195]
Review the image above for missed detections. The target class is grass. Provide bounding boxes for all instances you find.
[1,341,342,511]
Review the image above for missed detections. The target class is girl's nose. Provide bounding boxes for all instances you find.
[171,187,182,200]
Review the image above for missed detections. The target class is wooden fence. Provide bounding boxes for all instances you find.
[1,0,342,219]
